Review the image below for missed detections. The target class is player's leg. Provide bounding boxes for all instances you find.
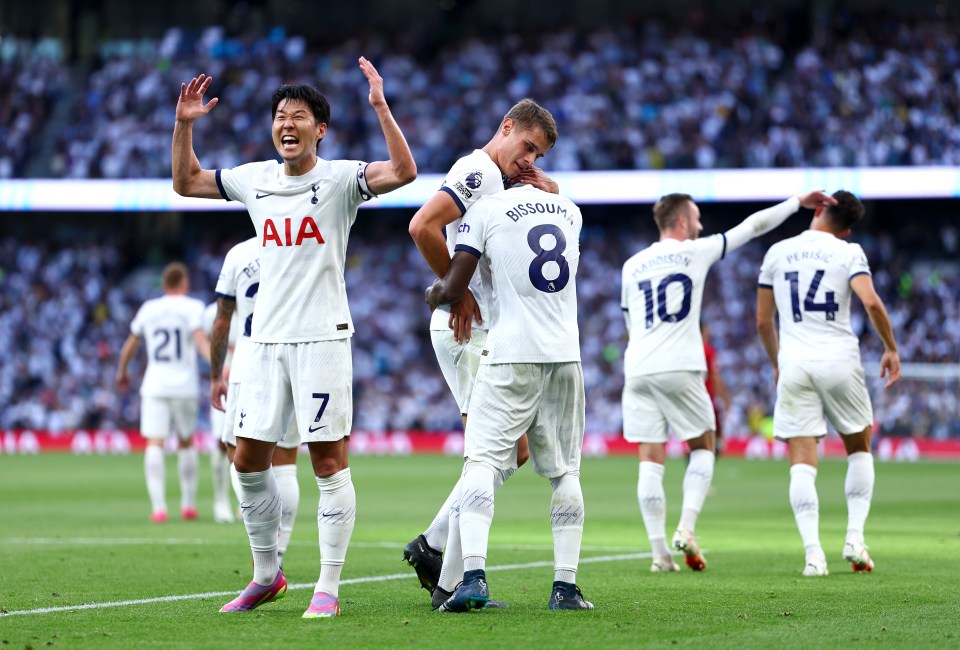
[223,380,243,509]
[140,397,169,522]
[221,343,290,613]
[787,436,827,576]
[211,392,234,523]
[540,363,592,610]
[623,376,676,571]
[297,339,355,619]
[674,429,715,571]
[273,440,300,570]
[170,397,200,520]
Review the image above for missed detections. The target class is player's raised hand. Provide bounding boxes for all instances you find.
[796,189,838,210]
[176,74,219,124]
[509,166,559,194]
[358,56,386,109]
[880,350,901,388]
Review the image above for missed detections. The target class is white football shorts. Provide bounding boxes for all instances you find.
[622,371,716,443]
[140,396,198,441]
[222,380,301,449]
[431,327,487,414]
[465,362,584,479]
[232,340,352,445]
[774,360,873,439]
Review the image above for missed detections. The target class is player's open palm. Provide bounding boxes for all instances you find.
[176,74,219,124]
[358,57,386,109]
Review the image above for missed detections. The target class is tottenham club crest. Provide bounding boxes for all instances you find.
[465,171,483,190]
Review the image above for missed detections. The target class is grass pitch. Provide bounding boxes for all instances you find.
[1,453,958,649]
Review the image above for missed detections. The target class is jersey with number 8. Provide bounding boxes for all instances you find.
[759,229,870,364]
[454,185,582,364]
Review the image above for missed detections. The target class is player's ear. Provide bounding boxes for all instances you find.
[502,117,513,136]
[838,228,852,238]
[814,205,826,218]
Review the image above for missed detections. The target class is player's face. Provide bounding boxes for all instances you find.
[684,202,703,239]
[272,99,327,168]
[501,122,550,177]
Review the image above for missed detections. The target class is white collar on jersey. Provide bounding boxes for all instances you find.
[253,159,325,195]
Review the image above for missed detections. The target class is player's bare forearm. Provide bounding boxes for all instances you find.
[116,335,140,389]
[210,300,235,381]
[409,193,462,278]
[172,75,222,198]
[358,57,416,195]
[756,288,779,371]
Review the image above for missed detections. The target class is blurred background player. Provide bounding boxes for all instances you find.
[116,261,210,522]
[210,236,302,569]
[621,190,836,573]
[404,98,558,605]
[426,183,591,612]
[203,299,239,523]
[172,57,416,617]
[701,323,731,457]
[756,190,901,577]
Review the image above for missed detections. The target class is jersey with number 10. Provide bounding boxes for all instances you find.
[454,185,582,364]
[621,234,726,378]
[759,230,870,364]
[131,294,205,398]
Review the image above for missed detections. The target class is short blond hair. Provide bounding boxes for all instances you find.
[505,99,558,149]
[161,262,189,290]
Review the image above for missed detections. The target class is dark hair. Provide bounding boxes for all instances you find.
[652,193,694,231]
[162,262,189,290]
[824,190,865,231]
[271,84,331,126]
[505,99,558,149]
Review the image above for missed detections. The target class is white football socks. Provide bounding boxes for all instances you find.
[237,469,281,585]
[177,447,198,511]
[550,472,584,584]
[314,468,356,598]
[845,452,875,545]
[437,481,463,594]
[459,460,496,573]
[144,445,166,514]
[423,478,460,552]
[637,461,670,557]
[790,463,822,555]
[210,447,231,511]
[274,464,300,557]
[678,449,715,533]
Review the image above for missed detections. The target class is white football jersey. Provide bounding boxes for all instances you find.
[759,229,870,364]
[621,234,726,378]
[213,237,260,382]
[217,158,373,343]
[455,185,582,364]
[429,149,506,332]
[130,294,205,398]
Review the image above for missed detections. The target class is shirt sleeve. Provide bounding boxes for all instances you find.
[188,300,205,332]
[130,305,146,337]
[758,248,775,288]
[694,234,726,266]
[215,247,239,298]
[440,156,503,215]
[217,162,259,203]
[847,244,872,279]
[453,201,489,258]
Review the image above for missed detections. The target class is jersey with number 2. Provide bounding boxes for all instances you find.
[454,185,582,364]
[621,235,726,378]
[759,230,870,364]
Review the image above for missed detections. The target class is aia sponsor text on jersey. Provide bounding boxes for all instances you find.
[262,216,325,247]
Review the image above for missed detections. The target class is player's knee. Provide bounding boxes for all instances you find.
[463,458,499,478]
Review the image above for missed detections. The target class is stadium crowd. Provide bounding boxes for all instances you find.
[2,214,957,439]
[1,11,959,180]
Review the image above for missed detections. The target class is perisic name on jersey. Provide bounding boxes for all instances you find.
[785,248,835,265]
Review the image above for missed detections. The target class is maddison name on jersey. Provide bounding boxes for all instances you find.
[262,216,324,247]
[631,253,694,273]
[505,200,574,225]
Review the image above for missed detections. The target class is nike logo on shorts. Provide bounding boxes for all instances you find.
[308,424,327,433]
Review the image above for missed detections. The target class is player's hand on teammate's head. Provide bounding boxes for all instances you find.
[509,166,559,194]
[796,190,838,210]
[176,74,219,123]
[358,57,386,109]
[880,350,901,388]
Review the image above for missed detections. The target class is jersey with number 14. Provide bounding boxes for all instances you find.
[621,235,726,378]
[216,158,373,343]
[214,237,259,382]
[454,185,582,364]
[759,230,870,364]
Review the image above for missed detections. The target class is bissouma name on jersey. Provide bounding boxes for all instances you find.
[786,249,834,264]
[262,216,325,247]
[631,253,692,275]
[505,201,572,225]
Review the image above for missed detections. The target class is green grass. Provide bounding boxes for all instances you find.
[1,454,958,649]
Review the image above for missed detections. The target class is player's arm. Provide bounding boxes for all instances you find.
[708,361,732,412]
[425,250,480,308]
[354,57,417,196]
[116,334,141,391]
[850,274,901,388]
[209,297,236,411]
[193,328,211,363]
[724,190,837,253]
[756,287,780,384]
[509,166,559,194]
[172,74,222,198]
[409,191,482,341]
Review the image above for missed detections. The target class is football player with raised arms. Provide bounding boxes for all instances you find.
[116,262,210,523]
[405,99,559,607]
[426,183,592,612]
[621,190,836,573]
[756,190,900,576]
[209,236,303,569]
[172,57,416,617]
